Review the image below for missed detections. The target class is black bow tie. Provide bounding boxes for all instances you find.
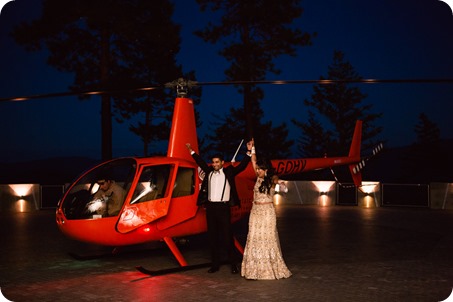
[213,171,220,174]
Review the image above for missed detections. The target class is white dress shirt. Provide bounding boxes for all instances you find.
[208,168,230,202]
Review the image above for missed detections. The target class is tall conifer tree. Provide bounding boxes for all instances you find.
[12,0,183,159]
[195,0,314,158]
[293,50,382,157]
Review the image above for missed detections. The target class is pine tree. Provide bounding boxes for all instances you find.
[195,0,314,157]
[292,111,331,157]
[205,104,293,160]
[415,113,440,145]
[400,113,443,183]
[12,0,183,159]
[292,50,382,157]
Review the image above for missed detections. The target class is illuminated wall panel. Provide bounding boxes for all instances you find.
[0,184,40,212]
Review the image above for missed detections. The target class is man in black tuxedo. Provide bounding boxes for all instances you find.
[186,141,253,274]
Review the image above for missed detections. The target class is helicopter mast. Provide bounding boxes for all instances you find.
[165,79,199,161]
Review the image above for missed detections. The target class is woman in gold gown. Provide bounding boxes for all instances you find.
[241,143,292,280]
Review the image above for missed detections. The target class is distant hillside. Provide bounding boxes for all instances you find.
[0,157,101,184]
[1,139,452,185]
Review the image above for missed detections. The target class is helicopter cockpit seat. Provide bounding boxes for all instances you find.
[132,181,160,204]
[171,168,194,198]
[142,184,159,200]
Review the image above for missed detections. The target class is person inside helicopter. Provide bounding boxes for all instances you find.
[88,174,126,217]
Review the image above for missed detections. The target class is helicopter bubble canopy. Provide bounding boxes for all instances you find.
[58,156,198,233]
[61,158,137,220]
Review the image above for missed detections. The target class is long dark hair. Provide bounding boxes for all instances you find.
[257,158,275,195]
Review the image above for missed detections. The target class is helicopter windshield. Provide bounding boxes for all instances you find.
[129,165,194,204]
[61,158,136,220]
[130,165,171,204]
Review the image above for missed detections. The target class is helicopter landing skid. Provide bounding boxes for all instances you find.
[135,262,212,276]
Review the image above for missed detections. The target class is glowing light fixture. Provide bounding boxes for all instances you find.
[312,181,335,194]
[360,182,379,194]
[9,184,33,197]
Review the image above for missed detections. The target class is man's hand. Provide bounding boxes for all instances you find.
[186,143,193,153]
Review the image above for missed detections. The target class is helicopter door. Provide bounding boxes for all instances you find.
[156,166,197,230]
[116,164,176,233]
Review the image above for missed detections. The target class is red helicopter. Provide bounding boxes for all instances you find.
[55,87,371,274]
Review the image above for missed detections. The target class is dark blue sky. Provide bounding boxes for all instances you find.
[1,0,453,163]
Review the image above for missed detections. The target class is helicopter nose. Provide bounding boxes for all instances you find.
[56,209,65,225]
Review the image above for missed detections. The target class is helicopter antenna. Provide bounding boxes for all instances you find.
[164,78,198,98]
[231,139,244,163]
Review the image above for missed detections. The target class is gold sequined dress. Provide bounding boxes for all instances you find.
[241,178,292,280]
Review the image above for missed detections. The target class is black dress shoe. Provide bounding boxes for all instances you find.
[207,267,219,273]
[231,265,239,274]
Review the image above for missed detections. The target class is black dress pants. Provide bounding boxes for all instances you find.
[206,202,236,268]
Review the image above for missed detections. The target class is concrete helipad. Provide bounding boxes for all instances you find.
[1,205,452,301]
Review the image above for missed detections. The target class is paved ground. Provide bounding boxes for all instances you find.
[1,205,453,302]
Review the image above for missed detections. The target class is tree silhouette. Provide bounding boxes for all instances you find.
[292,50,382,158]
[292,111,330,157]
[399,112,443,183]
[12,0,183,159]
[415,113,441,144]
[205,104,293,160]
[195,0,314,157]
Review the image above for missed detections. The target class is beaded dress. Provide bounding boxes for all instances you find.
[241,177,292,280]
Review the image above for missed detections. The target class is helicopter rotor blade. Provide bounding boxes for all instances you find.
[194,78,453,86]
[2,78,453,102]
[0,85,162,102]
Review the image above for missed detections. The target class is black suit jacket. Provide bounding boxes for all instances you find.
[191,152,251,207]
